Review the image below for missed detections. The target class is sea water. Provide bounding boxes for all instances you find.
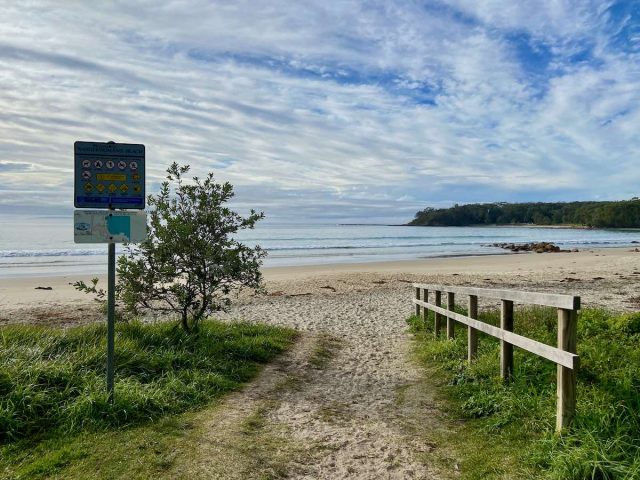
[1,214,639,278]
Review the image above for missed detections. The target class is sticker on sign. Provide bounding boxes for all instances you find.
[74,210,147,243]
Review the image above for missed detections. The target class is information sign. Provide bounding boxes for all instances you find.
[74,141,145,209]
[73,140,147,404]
[74,210,147,243]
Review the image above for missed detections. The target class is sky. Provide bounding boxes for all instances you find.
[0,1,639,223]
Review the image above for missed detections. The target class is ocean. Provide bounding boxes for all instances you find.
[1,215,639,278]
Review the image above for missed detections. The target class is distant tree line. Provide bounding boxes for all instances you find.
[408,199,640,228]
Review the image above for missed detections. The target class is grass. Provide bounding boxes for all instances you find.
[307,333,342,370]
[407,307,640,480]
[167,333,341,480]
[0,319,297,478]
[3,414,200,479]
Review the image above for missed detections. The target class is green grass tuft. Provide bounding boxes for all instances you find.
[0,319,296,476]
[408,307,640,479]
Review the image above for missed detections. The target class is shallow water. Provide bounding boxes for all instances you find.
[1,215,639,277]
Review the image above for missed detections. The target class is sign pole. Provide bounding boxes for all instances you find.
[106,224,116,404]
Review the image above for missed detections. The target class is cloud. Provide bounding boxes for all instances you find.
[0,1,638,222]
[0,162,32,172]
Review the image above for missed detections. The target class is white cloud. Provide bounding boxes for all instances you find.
[0,0,638,221]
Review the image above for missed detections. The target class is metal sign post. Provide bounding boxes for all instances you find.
[107,239,115,402]
[73,141,146,404]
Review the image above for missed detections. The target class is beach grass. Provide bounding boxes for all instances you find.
[407,307,640,479]
[0,319,297,478]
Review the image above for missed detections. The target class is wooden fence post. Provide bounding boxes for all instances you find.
[447,292,455,339]
[411,284,581,433]
[556,308,577,432]
[422,289,429,327]
[435,290,443,336]
[468,295,478,362]
[500,300,514,380]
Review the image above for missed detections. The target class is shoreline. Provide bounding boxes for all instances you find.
[0,246,635,283]
[406,223,640,231]
[0,250,512,280]
[2,246,640,322]
[3,241,640,281]
[259,246,635,280]
[407,223,593,230]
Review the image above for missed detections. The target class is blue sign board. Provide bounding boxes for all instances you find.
[74,141,145,209]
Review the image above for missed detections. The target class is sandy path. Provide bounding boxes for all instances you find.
[215,285,443,479]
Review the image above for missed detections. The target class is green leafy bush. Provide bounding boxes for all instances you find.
[610,312,640,336]
[75,163,266,332]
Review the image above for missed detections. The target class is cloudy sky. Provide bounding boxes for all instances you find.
[0,1,638,223]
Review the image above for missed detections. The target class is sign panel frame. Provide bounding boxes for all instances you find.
[74,141,145,209]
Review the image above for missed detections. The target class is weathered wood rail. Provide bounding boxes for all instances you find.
[412,283,580,432]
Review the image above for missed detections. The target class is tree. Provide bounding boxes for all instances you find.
[116,162,266,331]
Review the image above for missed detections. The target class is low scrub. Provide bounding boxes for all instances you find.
[0,320,296,445]
[408,307,640,479]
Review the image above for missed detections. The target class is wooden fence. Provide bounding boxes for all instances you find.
[412,283,580,432]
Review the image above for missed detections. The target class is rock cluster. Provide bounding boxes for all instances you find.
[489,242,575,253]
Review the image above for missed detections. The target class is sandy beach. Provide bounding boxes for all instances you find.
[2,247,639,325]
[2,247,639,478]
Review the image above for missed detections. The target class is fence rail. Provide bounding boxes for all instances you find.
[412,283,580,432]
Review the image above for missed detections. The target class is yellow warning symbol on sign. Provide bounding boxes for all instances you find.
[132,173,140,181]
[96,184,105,192]
[108,184,117,193]
[120,184,129,192]
[133,185,141,193]
[84,183,93,192]
[97,173,126,182]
